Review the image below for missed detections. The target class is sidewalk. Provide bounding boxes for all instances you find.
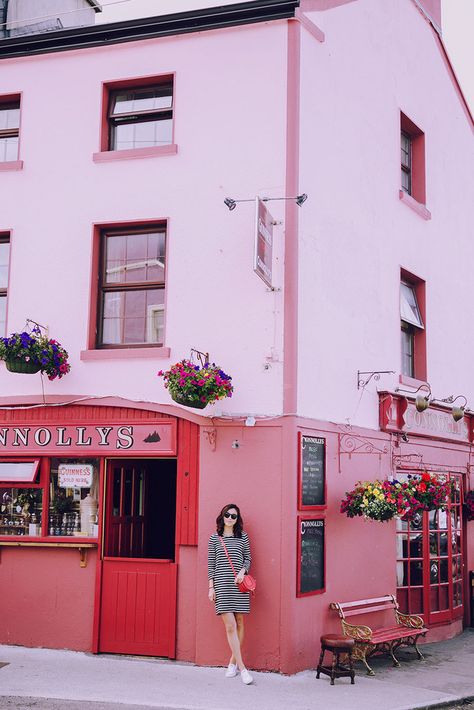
[0,630,473,710]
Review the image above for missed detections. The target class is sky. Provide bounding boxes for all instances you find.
[96,0,474,113]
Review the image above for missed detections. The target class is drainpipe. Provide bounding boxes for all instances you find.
[283,18,301,415]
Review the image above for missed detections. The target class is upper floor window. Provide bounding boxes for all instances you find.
[400,275,426,380]
[108,81,173,152]
[401,131,411,194]
[98,226,166,348]
[0,234,10,335]
[0,98,20,163]
[400,112,426,205]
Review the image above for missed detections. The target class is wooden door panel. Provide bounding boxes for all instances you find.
[99,559,177,657]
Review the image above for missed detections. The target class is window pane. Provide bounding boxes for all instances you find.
[401,168,410,194]
[401,133,411,168]
[453,581,463,607]
[49,458,99,537]
[401,325,414,377]
[0,487,43,536]
[113,118,172,150]
[0,240,10,288]
[400,283,424,328]
[102,289,165,345]
[111,85,173,116]
[105,232,165,285]
[0,296,6,336]
[0,136,19,162]
[0,105,20,131]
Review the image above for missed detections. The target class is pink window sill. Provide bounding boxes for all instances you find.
[399,190,431,220]
[399,374,429,389]
[0,160,23,172]
[93,144,178,163]
[81,347,170,361]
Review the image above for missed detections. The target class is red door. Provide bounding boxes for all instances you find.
[396,473,464,625]
[99,459,178,657]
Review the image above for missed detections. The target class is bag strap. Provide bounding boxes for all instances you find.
[219,536,238,578]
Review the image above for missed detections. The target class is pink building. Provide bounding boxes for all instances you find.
[0,0,473,674]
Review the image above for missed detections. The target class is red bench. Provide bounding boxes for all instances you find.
[330,595,427,675]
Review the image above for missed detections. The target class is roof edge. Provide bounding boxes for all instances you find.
[0,0,300,59]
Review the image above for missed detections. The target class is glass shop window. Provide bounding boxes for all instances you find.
[49,458,99,537]
[0,486,43,537]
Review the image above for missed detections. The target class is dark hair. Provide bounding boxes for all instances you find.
[216,503,243,538]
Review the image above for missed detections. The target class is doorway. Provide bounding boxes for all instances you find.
[99,458,178,657]
[395,473,464,625]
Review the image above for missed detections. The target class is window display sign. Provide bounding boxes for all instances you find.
[297,517,325,597]
[254,197,273,288]
[298,434,325,509]
[58,464,93,488]
[0,460,40,482]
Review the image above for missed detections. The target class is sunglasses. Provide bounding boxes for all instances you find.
[224,512,238,520]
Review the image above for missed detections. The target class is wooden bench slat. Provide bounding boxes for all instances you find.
[336,596,395,610]
[344,603,397,617]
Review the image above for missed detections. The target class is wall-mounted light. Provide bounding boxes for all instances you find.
[395,383,432,412]
[431,394,468,422]
[224,194,308,211]
[224,197,237,211]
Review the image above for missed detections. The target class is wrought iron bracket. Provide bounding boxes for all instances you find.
[338,431,389,473]
[357,370,395,389]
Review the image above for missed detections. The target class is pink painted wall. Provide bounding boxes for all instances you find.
[195,423,283,671]
[0,547,96,649]
[0,20,288,415]
[297,0,474,429]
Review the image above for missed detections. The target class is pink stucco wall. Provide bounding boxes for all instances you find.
[298,0,474,429]
[0,20,288,415]
[0,547,96,650]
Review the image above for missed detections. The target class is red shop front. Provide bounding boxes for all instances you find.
[0,403,199,656]
[380,393,472,638]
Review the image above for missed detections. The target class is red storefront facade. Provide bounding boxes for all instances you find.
[0,395,472,673]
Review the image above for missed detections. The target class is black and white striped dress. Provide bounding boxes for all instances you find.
[208,532,252,614]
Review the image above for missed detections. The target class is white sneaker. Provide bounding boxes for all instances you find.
[241,668,253,685]
[225,663,238,678]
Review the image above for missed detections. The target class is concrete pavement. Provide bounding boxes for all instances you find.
[0,630,474,710]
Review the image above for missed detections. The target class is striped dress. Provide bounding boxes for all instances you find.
[208,531,252,614]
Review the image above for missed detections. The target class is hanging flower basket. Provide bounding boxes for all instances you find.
[6,359,41,374]
[171,392,208,409]
[158,359,233,409]
[340,473,454,523]
[0,327,71,380]
[464,491,474,521]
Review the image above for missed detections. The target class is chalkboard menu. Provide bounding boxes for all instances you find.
[299,435,325,508]
[298,518,325,596]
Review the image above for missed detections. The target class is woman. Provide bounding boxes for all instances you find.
[208,503,253,685]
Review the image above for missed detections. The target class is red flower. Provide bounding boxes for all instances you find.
[422,472,431,482]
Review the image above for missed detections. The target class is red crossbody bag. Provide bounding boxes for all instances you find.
[220,536,256,595]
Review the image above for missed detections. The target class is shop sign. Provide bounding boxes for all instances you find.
[254,197,273,288]
[58,463,93,488]
[297,517,325,597]
[298,434,326,509]
[380,394,470,444]
[0,421,177,455]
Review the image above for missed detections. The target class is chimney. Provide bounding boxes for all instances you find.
[3,0,101,38]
